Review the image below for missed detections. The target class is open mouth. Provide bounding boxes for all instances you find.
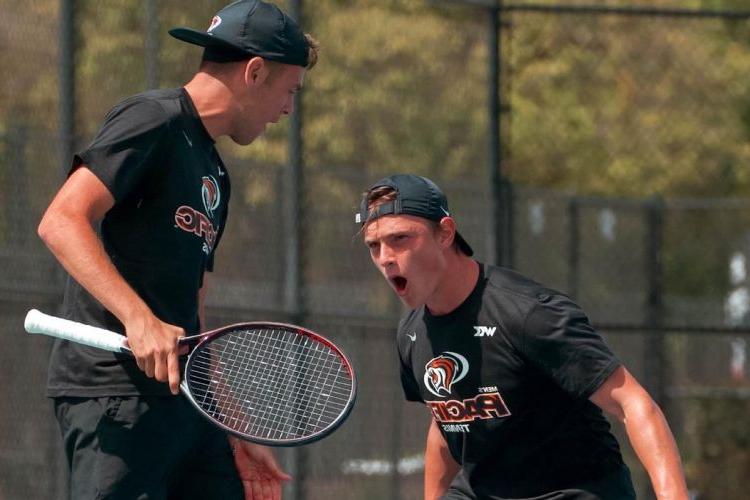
[389,275,408,294]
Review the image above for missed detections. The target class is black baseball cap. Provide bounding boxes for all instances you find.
[356,174,474,256]
[169,0,309,67]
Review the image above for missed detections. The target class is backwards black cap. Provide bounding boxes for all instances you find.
[356,174,474,257]
[169,0,309,67]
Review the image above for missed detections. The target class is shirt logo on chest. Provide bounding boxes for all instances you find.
[423,352,512,426]
[174,176,222,255]
[201,175,221,219]
[424,352,469,397]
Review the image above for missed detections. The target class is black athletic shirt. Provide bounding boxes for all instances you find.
[47,88,230,397]
[397,263,636,499]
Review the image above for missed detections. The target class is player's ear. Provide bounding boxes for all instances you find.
[437,217,457,249]
[243,56,269,87]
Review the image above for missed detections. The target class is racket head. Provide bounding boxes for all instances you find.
[181,321,357,446]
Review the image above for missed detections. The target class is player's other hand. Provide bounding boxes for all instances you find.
[230,436,291,500]
[124,313,184,394]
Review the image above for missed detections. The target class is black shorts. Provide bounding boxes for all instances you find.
[54,395,243,500]
[441,465,636,500]
[441,491,622,500]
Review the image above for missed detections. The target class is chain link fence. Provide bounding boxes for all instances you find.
[2,1,750,499]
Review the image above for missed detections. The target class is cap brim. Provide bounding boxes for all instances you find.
[169,27,249,56]
[455,231,474,257]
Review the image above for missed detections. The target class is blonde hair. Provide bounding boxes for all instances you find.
[304,33,320,69]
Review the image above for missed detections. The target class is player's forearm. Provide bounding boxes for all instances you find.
[622,397,688,499]
[38,210,151,324]
[424,420,459,500]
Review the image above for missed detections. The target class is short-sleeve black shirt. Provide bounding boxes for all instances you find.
[397,263,636,499]
[47,88,230,397]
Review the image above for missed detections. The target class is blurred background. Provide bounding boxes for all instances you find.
[2,0,750,498]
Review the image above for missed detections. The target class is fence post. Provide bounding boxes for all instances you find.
[488,4,500,265]
[56,2,76,285]
[487,3,514,268]
[59,0,76,181]
[284,3,306,499]
[645,196,666,406]
[644,196,666,500]
[284,0,306,324]
[56,2,77,493]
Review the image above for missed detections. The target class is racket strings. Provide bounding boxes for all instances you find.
[236,334,351,437]
[186,327,353,442]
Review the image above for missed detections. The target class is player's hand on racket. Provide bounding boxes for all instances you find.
[230,436,291,500]
[26,311,357,445]
[123,312,184,395]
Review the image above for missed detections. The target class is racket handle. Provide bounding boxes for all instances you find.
[24,309,129,353]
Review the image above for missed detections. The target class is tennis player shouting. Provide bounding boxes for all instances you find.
[358,174,688,499]
[37,1,317,498]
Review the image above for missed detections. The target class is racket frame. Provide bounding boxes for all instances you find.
[25,310,357,446]
[181,321,357,446]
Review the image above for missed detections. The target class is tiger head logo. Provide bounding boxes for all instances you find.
[201,175,220,219]
[424,352,469,398]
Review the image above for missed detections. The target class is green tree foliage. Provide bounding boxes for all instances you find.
[0,1,60,242]
[0,1,58,122]
[9,0,750,199]
[508,7,750,197]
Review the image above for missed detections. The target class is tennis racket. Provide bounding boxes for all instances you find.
[24,309,356,446]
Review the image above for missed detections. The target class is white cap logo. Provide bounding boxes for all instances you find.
[208,16,222,33]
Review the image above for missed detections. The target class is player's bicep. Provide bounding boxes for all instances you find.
[589,365,651,422]
[48,166,114,222]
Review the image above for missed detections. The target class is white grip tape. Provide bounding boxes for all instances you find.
[24,309,128,353]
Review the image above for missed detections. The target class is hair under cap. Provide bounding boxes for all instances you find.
[356,174,474,256]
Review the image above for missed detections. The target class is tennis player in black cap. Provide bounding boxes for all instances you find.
[358,174,689,499]
[38,2,318,499]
